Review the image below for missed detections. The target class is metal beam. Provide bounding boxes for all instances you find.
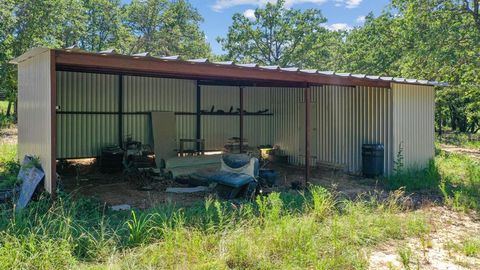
[239,86,244,153]
[54,50,392,88]
[118,75,123,147]
[304,85,311,186]
[50,50,57,196]
[196,82,201,151]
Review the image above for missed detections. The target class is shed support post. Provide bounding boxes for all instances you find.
[196,82,201,151]
[304,84,311,186]
[50,50,57,196]
[239,86,244,153]
[118,75,123,147]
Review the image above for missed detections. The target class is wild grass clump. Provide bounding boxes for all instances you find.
[437,132,480,149]
[436,152,480,211]
[85,189,428,269]
[0,144,20,189]
[445,237,480,258]
[384,149,480,211]
[0,187,430,269]
[385,159,440,191]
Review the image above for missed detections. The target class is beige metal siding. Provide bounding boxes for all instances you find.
[56,71,119,158]
[200,86,273,150]
[17,49,54,192]
[123,76,196,147]
[271,87,304,165]
[392,83,435,170]
[201,85,239,149]
[271,86,393,175]
[244,87,274,147]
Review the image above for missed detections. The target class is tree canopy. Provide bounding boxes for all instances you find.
[217,0,342,68]
[0,0,479,133]
[0,0,211,116]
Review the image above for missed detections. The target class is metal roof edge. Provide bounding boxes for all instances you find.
[10,47,51,64]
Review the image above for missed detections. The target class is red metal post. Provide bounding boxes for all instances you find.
[239,86,244,153]
[304,85,310,186]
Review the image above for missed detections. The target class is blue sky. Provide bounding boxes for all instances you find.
[122,0,391,54]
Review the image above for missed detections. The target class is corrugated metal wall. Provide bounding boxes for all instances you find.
[271,86,393,175]
[56,74,274,156]
[17,49,54,192]
[392,83,435,170]
[123,76,196,147]
[57,72,434,175]
[200,85,239,149]
[56,71,118,158]
[244,87,274,147]
[200,86,274,149]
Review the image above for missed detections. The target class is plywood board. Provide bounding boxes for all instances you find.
[151,112,177,168]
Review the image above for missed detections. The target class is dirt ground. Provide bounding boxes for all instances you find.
[0,126,17,144]
[60,160,380,209]
[369,207,480,270]
[440,144,480,160]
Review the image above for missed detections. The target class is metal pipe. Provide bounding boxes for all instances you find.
[118,75,123,147]
[239,86,244,153]
[196,82,201,151]
[304,84,310,185]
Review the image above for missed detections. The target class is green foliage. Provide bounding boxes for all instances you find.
[386,159,441,191]
[398,246,414,270]
[436,85,480,134]
[217,0,341,68]
[124,0,210,57]
[0,0,211,115]
[446,237,480,258]
[436,151,480,211]
[0,144,19,189]
[0,186,431,269]
[385,148,480,211]
[437,132,480,149]
[126,210,156,246]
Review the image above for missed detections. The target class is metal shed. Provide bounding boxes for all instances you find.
[11,47,437,193]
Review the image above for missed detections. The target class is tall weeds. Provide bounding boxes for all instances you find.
[0,188,430,269]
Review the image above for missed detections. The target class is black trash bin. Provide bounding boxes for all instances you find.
[362,144,384,178]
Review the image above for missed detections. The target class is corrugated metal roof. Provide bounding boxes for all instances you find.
[12,47,447,86]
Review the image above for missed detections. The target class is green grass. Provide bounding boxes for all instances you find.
[0,144,19,189]
[0,100,8,113]
[436,151,480,211]
[437,132,480,149]
[1,142,478,269]
[383,148,480,211]
[446,237,480,258]
[0,187,430,269]
[0,100,15,128]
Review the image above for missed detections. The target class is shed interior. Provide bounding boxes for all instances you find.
[12,48,436,197]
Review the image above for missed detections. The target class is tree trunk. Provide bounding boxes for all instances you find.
[6,101,12,116]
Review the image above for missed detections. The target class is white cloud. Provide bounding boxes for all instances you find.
[243,9,256,20]
[334,0,362,9]
[345,0,362,8]
[325,23,352,31]
[212,0,328,12]
[356,15,366,23]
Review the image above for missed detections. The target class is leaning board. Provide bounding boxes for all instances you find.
[151,111,177,168]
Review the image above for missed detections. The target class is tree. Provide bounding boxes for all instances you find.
[79,0,132,52]
[461,0,480,32]
[341,12,402,76]
[0,0,16,116]
[124,0,210,57]
[217,0,339,68]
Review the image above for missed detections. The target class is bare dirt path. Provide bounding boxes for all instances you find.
[369,207,480,270]
[0,125,17,145]
[440,144,480,160]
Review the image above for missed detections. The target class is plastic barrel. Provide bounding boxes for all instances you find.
[362,144,384,178]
